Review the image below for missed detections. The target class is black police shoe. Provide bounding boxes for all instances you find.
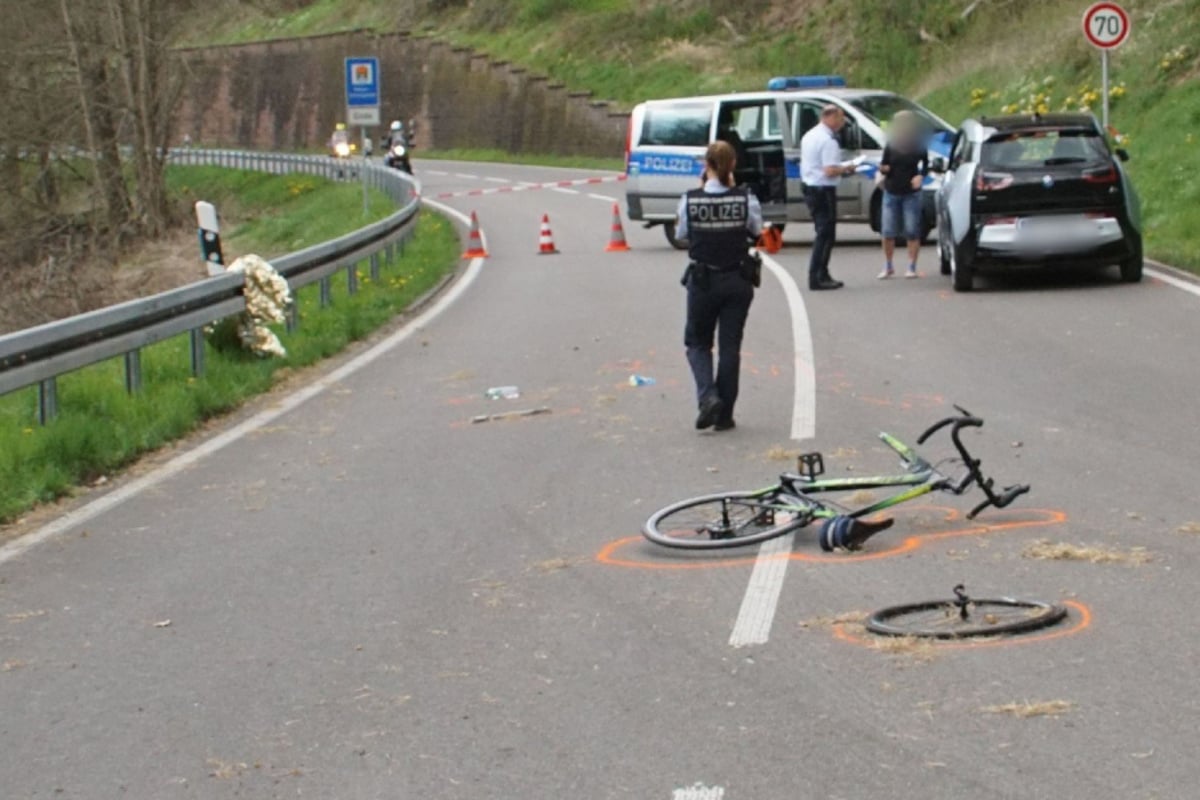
[809,278,844,290]
[695,395,725,430]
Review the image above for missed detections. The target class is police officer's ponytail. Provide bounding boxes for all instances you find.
[705,141,737,188]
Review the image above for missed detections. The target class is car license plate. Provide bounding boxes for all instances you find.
[1018,216,1094,243]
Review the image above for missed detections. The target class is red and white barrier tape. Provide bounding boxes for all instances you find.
[433,173,626,200]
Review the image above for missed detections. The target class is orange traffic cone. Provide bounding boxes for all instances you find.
[536,214,559,255]
[462,211,489,259]
[604,203,631,252]
[756,223,782,254]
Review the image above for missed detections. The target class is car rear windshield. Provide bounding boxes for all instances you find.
[638,103,712,147]
[982,129,1110,169]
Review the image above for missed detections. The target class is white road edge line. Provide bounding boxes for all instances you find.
[0,200,485,568]
[587,193,614,202]
[1147,267,1200,299]
[727,253,815,648]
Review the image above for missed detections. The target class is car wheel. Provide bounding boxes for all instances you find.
[1120,236,1143,283]
[950,238,974,292]
[663,222,688,251]
[937,229,952,276]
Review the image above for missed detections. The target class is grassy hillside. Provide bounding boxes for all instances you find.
[200,0,1199,270]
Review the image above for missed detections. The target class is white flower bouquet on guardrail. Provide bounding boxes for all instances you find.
[208,254,292,358]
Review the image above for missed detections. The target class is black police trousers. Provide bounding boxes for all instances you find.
[684,267,754,420]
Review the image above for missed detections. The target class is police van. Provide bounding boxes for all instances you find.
[623,76,954,249]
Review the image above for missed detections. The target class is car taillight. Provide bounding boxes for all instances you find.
[1083,165,1118,184]
[1084,211,1115,219]
[984,216,1018,226]
[975,171,1013,191]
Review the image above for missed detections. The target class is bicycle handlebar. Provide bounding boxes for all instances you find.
[916,405,980,445]
[917,405,1031,517]
[967,483,1030,519]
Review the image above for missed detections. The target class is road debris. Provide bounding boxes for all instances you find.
[471,407,552,424]
[484,385,520,400]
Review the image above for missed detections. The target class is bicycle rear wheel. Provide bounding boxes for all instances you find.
[866,598,1067,639]
[643,489,814,550]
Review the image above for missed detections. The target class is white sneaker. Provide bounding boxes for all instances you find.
[877,267,894,279]
[905,267,919,279]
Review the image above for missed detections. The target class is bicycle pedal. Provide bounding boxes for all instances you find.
[797,451,825,479]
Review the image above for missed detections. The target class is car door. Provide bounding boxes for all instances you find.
[939,129,975,246]
[784,99,822,219]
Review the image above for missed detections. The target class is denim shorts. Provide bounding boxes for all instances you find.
[881,190,922,239]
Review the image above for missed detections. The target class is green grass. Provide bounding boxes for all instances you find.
[166,166,399,253]
[419,148,623,171]
[0,172,460,525]
[198,0,1200,272]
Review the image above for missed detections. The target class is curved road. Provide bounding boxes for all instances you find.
[2,159,1199,799]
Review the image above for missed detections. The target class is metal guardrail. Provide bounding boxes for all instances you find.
[0,149,421,422]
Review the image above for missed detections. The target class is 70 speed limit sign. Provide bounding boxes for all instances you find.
[1083,2,1130,49]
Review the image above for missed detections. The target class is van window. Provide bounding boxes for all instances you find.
[786,101,822,144]
[719,102,781,141]
[639,103,712,147]
[847,94,952,136]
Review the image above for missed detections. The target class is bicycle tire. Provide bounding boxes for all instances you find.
[643,489,814,550]
[865,598,1068,639]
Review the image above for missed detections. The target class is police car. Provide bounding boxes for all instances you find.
[623,76,954,249]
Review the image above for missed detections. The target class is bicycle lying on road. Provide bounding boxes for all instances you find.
[643,407,1030,551]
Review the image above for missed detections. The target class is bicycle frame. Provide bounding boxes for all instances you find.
[766,431,953,522]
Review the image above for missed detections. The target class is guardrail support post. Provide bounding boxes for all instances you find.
[190,329,206,377]
[347,262,359,295]
[124,350,142,394]
[285,302,298,333]
[384,242,394,267]
[38,378,58,425]
[369,253,380,281]
[320,276,332,308]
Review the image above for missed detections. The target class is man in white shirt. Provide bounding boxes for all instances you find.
[799,105,856,290]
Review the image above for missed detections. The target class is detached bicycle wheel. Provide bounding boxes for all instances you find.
[866,596,1067,639]
[643,490,813,550]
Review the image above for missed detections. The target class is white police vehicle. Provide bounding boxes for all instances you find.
[623,76,955,248]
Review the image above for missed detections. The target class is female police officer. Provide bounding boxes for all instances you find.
[676,140,763,431]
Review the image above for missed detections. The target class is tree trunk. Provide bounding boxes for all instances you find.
[59,0,132,236]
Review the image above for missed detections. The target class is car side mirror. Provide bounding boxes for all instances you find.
[929,156,947,173]
[1115,148,1130,162]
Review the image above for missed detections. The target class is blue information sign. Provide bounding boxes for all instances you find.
[344,57,380,126]
[345,57,380,106]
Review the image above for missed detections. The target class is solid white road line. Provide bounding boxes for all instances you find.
[726,254,815,648]
[1147,267,1200,299]
[587,193,614,202]
[761,253,816,441]
[728,533,793,647]
[0,200,485,568]
[673,783,725,800]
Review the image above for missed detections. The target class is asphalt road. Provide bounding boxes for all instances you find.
[2,159,1199,799]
